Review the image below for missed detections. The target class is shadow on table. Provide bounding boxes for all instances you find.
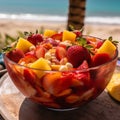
[19,92,120,120]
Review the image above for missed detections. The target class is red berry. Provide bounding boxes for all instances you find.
[41,38,60,46]
[6,49,25,63]
[27,34,43,46]
[35,45,46,58]
[55,46,67,60]
[92,53,111,66]
[51,32,63,41]
[19,54,37,64]
[25,50,35,56]
[73,30,82,37]
[96,40,103,48]
[67,45,91,68]
[24,68,40,87]
[77,60,89,70]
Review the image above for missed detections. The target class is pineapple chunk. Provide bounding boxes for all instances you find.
[106,73,120,101]
[62,30,76,42]
[16,37,34,53]
[30,58,51,78]
[44,29,56,37]
[97,39,116,58]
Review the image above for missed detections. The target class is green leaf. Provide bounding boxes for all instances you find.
[77,37,87,46]
[108,36,119,46]
[76,36,94,54]
[68,25,75,31]
[2,46,13,53]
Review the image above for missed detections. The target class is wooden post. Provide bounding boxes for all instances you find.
[67,0,86,30]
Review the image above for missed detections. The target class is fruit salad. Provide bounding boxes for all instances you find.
[3,29,118,110]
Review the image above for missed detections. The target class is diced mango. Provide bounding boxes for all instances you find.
[30,58,51,78]
[106,73,120,101]
[97,39,116,58]
[44,29,57,37]
[51,65,60,70]
[16,37,34,53]
[62,30,76,42]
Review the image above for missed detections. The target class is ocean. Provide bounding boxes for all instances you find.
[0,0,120,24]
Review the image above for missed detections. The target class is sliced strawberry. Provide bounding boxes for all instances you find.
[67,45,91,68]
[55,46,67,60]
[25,50,35,56]
[41,38,60,46]
[77,60,89,70]
[24,68,36,86]
[27,33,43,46]
[6,49,25,63]
[35,45,46,58]
[73,71,92,91]
[51,32,63,41]
[92,53,111,66]
[96,40,103,48]
[73,30,82,38]
[43,72,73,95]
[58,44,67,49]
[43,72,62,95]
[18,54,37,64]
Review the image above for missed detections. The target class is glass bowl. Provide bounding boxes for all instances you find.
[3,35,118,111]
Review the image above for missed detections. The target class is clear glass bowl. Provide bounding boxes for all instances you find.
[3,38,118,111]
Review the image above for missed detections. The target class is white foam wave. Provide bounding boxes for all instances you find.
[85,16,120,24]
[0,13,120,24]
[0,13,67,22]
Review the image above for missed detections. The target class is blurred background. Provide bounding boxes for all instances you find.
[0,0,120,24]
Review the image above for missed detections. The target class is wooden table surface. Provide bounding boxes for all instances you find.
[0,69,120,120]
[1,91,120,120]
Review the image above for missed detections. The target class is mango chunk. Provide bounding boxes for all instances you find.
[97,40,116,58]
[30,58,51,78]
[62,30,76,42]
[44,29,56,37]
[106,73,120,101]
[16,37,34,53]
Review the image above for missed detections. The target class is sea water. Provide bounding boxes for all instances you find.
[0,0,120,24]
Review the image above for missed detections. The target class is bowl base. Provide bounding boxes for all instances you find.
[47,107,78,111]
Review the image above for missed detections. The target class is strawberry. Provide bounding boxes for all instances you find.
[92,53,111,66]
[43,72,73,95]
[73,30,82,38]
[6,49,25,63]
[24,68,40,87]
[96,40,103,49]
[35,45,46,58]
[51,32,63,41]
[75,61,91,88]
[77,60,89,70]
[55,46,67,60]
[27,33,43,46]
[41,38,60,46]
[18,54,37,64]
[25,50,35,56]
[66,45,91,68]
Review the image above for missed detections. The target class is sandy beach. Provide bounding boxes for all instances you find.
[0,19,120,56]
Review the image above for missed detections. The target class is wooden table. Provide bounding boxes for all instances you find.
[0,71,120,120]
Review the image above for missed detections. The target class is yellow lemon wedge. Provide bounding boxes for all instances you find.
[106,73,120,101]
